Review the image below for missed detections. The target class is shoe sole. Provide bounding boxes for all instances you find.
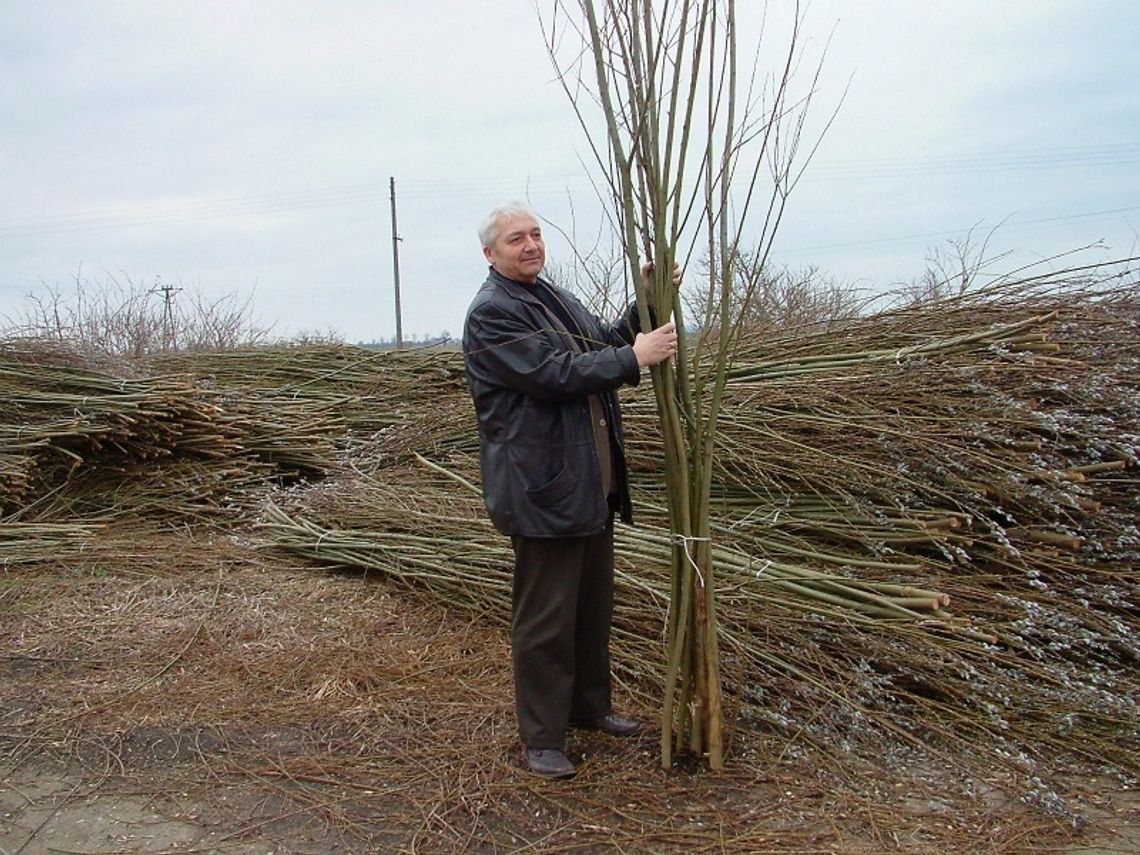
[525,752,577,779]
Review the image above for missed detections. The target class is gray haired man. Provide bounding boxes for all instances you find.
[462,202,677,778]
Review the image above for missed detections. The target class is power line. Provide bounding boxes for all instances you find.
[1,142,1137,239]
[776,205,1140,256]
[0,185,392,238]
[0,177,598,239]
[802,142,1140,181]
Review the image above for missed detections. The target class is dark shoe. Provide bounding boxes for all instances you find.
[570,713,644,736]
[525,748,577,779]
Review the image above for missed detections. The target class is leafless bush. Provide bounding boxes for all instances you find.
[288,328,345,347]
[709,262,867,335]
[896,225,1011,306]
[3,271,274,355]
[553,246,865,340]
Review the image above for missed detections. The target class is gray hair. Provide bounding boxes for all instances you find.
[478,201,538,248]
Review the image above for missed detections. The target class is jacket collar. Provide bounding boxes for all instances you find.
[487,266,550,306]
[487,266,584,352]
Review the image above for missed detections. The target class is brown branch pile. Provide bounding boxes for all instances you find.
[0,341,366,523]
[261,275,1138,782]
[2,273,1137,793]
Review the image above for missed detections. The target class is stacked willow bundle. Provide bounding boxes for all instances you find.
[260,276,1138,778]
[145,345,478,488]
[625,282,1137,768]
[0,341,240,519]
[0,341,355,523]
[0,341,473,563]
[0,520,106,566]
[147,343,469,436]
[2,275,1136,782]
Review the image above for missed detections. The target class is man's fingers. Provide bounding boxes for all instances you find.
[642,260,683,290]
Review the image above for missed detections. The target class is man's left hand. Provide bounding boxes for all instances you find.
[640,260,683,291]
[639,260,682,315]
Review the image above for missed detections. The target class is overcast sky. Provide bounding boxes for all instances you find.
[2,1,1137,343]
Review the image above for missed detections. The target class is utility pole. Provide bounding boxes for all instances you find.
[149,278,182,351]
[389,176,404,349]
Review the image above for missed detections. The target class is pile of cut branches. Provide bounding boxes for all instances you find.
[262,274,1138,780]
[2,272,1137,787]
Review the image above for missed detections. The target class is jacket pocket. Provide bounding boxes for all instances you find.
[525,463,578,507]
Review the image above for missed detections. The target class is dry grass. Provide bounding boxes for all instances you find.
[4,528,1123,853]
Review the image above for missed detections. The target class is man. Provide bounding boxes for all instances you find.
[462,201,678,779]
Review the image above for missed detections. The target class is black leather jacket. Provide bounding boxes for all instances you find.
[463,267,642,537]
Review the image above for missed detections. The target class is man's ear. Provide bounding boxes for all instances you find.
[483,245,494,264]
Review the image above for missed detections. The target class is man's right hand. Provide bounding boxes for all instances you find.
[632,321,678,367]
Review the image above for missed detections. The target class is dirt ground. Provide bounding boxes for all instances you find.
[2,530,1137,854]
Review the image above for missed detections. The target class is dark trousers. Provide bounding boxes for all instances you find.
[510,518,615,749]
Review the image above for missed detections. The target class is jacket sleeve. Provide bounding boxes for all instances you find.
[604,303,638,347]
[616,302,658,343]
[466,302,641,401]
[562,289,655,348]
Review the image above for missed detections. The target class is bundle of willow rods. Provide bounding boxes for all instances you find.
[0,341,361,521]
[2,271,1135,779]
[260,459,1133,775]
[0,343,237,516]
[258,274,1137,776]
[0,520,106,567]
[146,343,469,436]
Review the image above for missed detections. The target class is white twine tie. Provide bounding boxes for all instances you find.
[672,533,711,587]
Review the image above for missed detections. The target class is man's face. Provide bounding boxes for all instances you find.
[483,213,545,284]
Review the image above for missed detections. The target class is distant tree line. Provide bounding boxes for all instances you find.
[4,233,1015,358]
